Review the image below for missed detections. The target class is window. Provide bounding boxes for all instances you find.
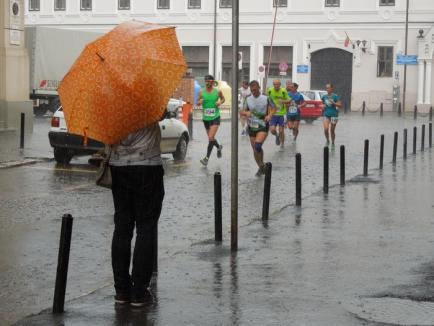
[54,0,65,11]
[157,0,170,9]
[222,46,251,88]
[377,46,393,77]
[118,0,130,10]
[273,0,288,7]
[188,0,201,9]
[219,0,231,8]
[325,0,340,7]
[182,46,210,87]
[380,0,395,6]
[29,0,40,11]
[80,0,92,10]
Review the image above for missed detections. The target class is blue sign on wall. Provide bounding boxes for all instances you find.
[297,65,309,73]
[396,55,418,65]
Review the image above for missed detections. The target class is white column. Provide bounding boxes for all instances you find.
[417,60,425,104]
[425,60,432,105]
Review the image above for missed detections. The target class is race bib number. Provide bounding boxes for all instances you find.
[288,106,298,114]
[204,108,216,117]
[331,117,338,124]
[249,116,260,128]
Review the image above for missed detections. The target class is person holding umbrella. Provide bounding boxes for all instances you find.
[197,74,225,166]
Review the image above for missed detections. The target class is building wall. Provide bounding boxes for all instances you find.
[24,0,434,110]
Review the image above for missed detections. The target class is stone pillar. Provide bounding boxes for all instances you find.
[417,59,425,104]
[425,60,432,105]
[0,0,33,131]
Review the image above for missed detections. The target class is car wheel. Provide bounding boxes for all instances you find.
[172,134,188,161]
[54,147,73,164]
[34,105,48,117]
[305,119,314,124]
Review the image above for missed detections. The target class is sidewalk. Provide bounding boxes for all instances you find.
[14,147,434,325]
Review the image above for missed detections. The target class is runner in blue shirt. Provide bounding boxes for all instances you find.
[321,83,342,150]
[286,81,306,142]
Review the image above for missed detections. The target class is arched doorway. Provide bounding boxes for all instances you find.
[311,48,353,110]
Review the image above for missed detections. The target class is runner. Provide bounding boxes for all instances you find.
[267,79,291,151]
[285,81,305,142]
[238,80,251,135]
[197,74,225,166]
[321,83,342,150]
[240,80,275,176]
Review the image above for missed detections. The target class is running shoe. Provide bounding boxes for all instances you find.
[217,145,223,158]
[200,157,209,166]
[330,143,335,151]
[275,133,280,146]
[241,129,246,136]
[325,141,330,147]
[279,144,285,152]
[255,165,266,177]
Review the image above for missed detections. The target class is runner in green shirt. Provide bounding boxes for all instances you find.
[267,79,291,151]
[197,74,225,166]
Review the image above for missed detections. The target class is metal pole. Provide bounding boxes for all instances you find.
[398,102,402,117]
[414,105,417,120]
[429,123,432,148]
[403,128,408,159]
[20,113,25,149]
[421,124,425,151]
[340,145,345,186]
[264,2,279,91]
[430,106,433,121]
[402,0,410,115]
[188,112,193,140]
[413,126,417,154]
[379,134,384,169]
[214,172,222,242]
[231,0,239,251]
[262,162,272,220]
[53,214,73,314]
[392,132,398,163]
[363,139,369,176]
[380,103,383,117]
[213,0,217,76]
[323,147,329,194]
[295,153,301,206]
[362,101,366,115]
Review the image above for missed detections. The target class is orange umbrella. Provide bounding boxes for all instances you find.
[58,21,187,145]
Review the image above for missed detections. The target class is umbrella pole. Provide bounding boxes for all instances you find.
[231,0,239,252]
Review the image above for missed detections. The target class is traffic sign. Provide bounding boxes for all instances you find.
[396,54,418,65]
[278,62,288,72]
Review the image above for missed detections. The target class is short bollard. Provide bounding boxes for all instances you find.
[429,123,432,148]
[379,134,384,169]
[340,145,345,186]
[421,124,426,151]
[413,127,417,155]
[262,162,272,220]
[430,107,433,121]
[380,103,383,117]
[323,147,329,194]
[392,132,398,163]
[214,172,222,242]
[403,129,408,160]
[20,113,25,149]
[414,105,418,120]
[398,102,402,117]
[363,139,369,176]
[295,154,302,206]
[53,214,74,314]
[362,101,366,115]
[188,112,193,140]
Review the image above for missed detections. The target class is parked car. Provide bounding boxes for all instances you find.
[300,90,327,123]
[48,101,189,164]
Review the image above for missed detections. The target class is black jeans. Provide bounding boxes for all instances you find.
[110,165,165,297]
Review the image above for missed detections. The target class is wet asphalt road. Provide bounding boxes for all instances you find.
[1,112,434,325]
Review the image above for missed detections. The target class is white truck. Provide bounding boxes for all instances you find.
[25,26,106,116]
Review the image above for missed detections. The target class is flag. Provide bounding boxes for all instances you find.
[344,32,350,47]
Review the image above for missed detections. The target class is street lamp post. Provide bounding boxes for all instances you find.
[402,0,410,115]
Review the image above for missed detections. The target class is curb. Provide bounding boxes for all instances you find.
[0,158,52,169]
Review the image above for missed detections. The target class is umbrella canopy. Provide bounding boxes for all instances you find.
[58,21,187,145]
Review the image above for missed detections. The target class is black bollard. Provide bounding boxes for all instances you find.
[403,129,408,160]
[362,101,366,115]
[262,162,272,220]
[20,113,25,149]
[379,134,384,169]
[413,127,417,155]
[295,153,301,206]
[421,124,425,151]
[398,102,402,117]
[214,172,222,242]
[340,145,345,186]
[188,112,193,140]
[380,103,383,117]
[429,123,432,148]
[363,140,369,176]
[53,214,74,314]
[392,132,398,163]
[414,105,417,120]
[323,147,329,194]
[430,107,433,121]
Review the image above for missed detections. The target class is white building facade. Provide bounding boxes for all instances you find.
[24,0,434,111]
